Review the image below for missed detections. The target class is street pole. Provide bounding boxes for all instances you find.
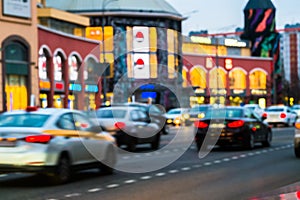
[101,0,118,105]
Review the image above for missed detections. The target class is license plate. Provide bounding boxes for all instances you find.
[0,141,16,147]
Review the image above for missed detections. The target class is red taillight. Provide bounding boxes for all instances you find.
[194,121,208,128]
[280,113,286,118]
[227,120,245,128]
[25,135,52,143]
[262,112,267,118]
[114,122,126,129]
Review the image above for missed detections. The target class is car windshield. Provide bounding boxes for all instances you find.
[0,114,50,127]
[265,108,284,112]
[96,109,127,118]
[167,110,182,114]
[205,108,243,118]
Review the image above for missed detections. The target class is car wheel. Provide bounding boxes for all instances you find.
[100,145,116,174]
[162,125,168,135]
[151,134,161,150]
[295,146,300,158]
[50,155,71,185]
[244,134,255,150]
[262,131,272,147]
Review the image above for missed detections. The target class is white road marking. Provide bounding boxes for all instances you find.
[223,158,230,162]
[124,179,136,184]
[65,193,81,198]
[140,176,152,180]
[169,169,179,173]
[156,172,166,177]
[204,162,212,166]
[88,188,102,193]
[232,156,239,160]
[106,184,120,189]
[214,160,222,164]
[181,167,191,171]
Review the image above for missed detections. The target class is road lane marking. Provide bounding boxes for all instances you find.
[65,193,81,198]
[88,188,102,193]
[155,172,166,177]
[124,179,136,184]
[106,184,120,189]
[214,160,222,164]
[169,169,179,173]
[140,176,152,180]
[181,167,191,171]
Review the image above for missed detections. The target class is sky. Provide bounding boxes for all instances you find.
[165,0,300,36]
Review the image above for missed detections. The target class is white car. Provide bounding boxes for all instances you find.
[244,104,264,117]
[0,107,117,184]
[165,107,190,124]
[94,106,161,151]
[263,105,298,127]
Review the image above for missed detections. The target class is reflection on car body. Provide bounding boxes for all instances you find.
[194,106,272,151]
[94,106,161,151]
[0,107,117,184]
[189,104,212,122]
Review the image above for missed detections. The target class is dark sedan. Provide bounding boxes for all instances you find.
[194,106,272,151]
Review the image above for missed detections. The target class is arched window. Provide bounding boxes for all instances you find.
[229,68,247,89]
[209,67,226,89]
[190,66,206,88]
[249,69,267,89]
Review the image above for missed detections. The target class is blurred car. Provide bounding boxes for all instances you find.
[94,106,161,151]
[194,106,272,151]
[165,108,191,126]
[244,104,264,117]
[291,104,300,118]
[122,102,167,134]
[263,105,298,127]
[0,107,117,184]
[294,119,300,157]
[164,108,191,134]
[189,104,212,122]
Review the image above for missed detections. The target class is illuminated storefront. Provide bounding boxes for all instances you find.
[183,54,272,107]
[38,26,100,110]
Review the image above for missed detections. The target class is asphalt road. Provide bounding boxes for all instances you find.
[0,126,299,200]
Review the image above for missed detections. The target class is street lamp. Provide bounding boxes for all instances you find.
[101,0,118,104]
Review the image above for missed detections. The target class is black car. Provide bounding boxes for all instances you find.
[194,106,272,151]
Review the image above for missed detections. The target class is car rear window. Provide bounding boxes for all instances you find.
[265,108,284,112]
[205,108,243,118]
[96,109,126,118]
[190,106,210,113]
[0,114,50,127]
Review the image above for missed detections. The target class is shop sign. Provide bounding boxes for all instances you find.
[39,80,50,91]
[3,0,31,18]
[85,85,98,93]
[54,81,65,92]
[69,84,82,92]
[251,89,267,95]
[231,89,246,96]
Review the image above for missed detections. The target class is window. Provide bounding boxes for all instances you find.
[57,113,75,130]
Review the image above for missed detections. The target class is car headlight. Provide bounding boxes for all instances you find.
[174,117,181,125]
[167,119,173,124]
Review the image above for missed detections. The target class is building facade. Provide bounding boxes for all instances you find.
[0,0,38,112]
